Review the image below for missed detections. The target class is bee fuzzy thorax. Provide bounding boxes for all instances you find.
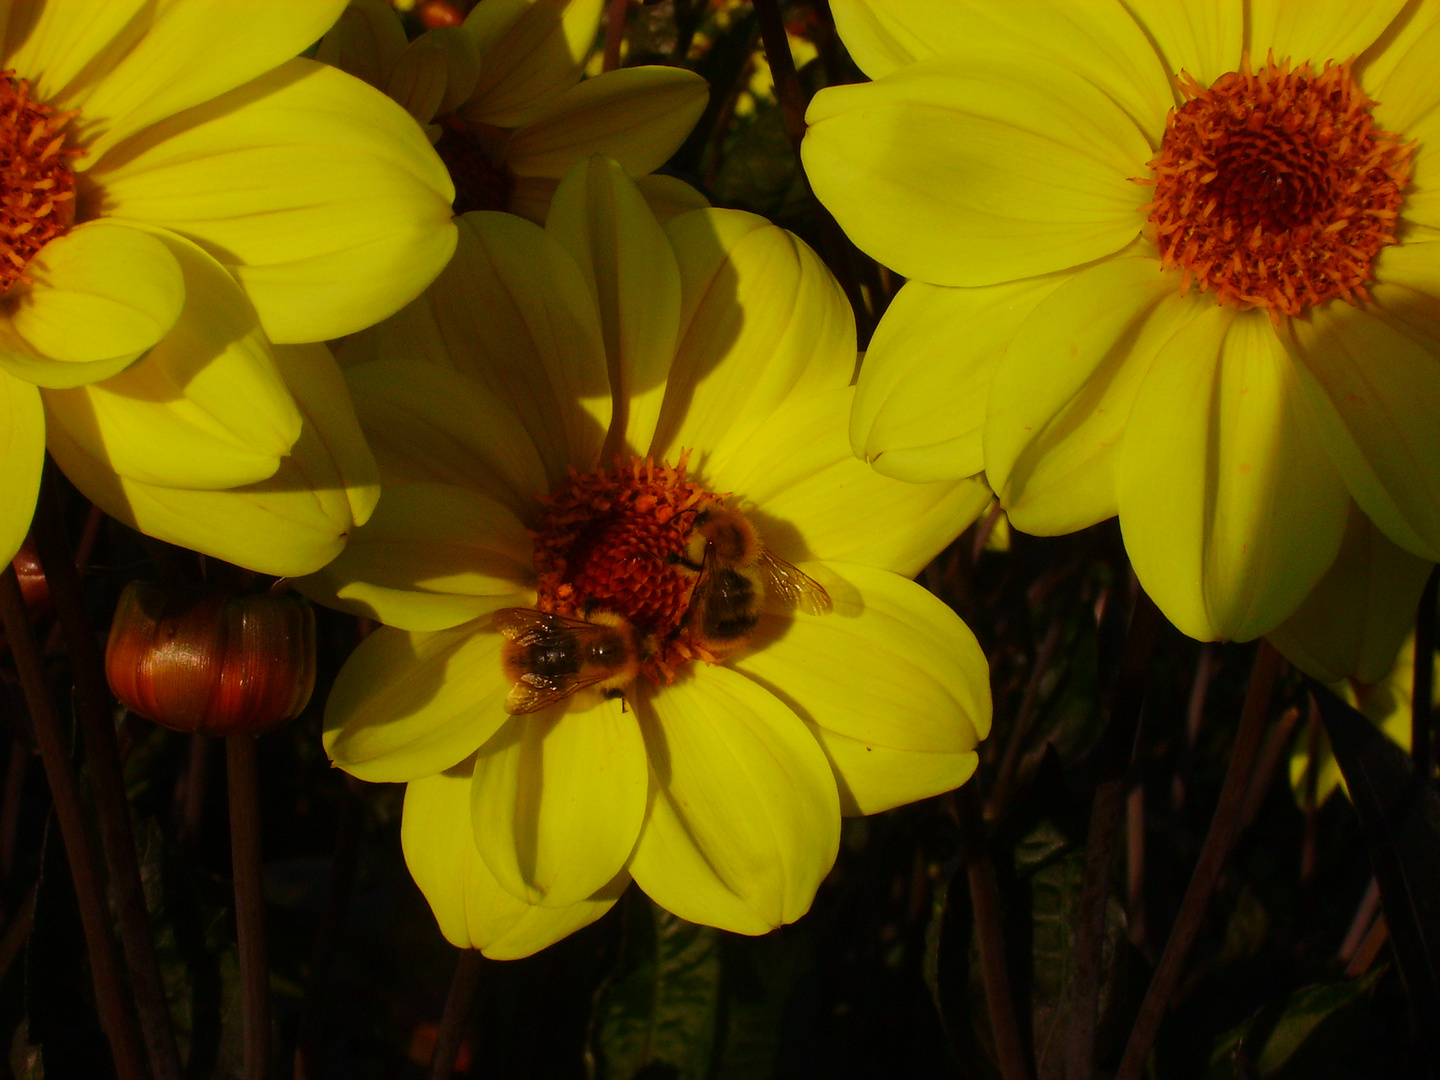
[519,454,831,693]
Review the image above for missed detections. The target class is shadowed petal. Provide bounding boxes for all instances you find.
[0,369,44,566]
[92,59,457,343]
[0,221,183,388]
[471,696,648,908]
[403,762,625,957]
[295,482,533,632]
[629,665,839,935]
[325,621,511,783]
[803,52,1150,286]
[1268,504,1433,684]
[42,229,300,489]
[853,274,1072,483]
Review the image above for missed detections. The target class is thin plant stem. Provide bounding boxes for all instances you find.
[32,471,183,1080]
[1237,706,1300,833]
[956,783,1032,1080]
[293,776,364,1080]
[0,564,148,1080]
[1126,783,1148,954]
[0,738,28,879]
[431,949,483,1080]
[1172,644,1216,812]
[1413,568,1437,781]
[1115,641,1283,1080]
[229,735,271,1080]
[1064,587,1163,1080]
[1338,879,1382,966]
[602,0,627,71]
[1344,916,1390,978]
[751,0,873,337]
[176,732,211,852]
[1300,696,1321,888]
[988,614,1065,819]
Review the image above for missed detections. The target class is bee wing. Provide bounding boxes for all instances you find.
[504,670,620,715]
[757,550,833,615]
[492,607,593,647]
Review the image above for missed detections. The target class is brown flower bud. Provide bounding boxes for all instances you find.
[105,582,315,736]
[12,538,49,615]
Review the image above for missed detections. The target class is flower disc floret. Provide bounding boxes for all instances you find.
[531,453,714,682]
[0,71,77,290]
[1144,56,1412,321]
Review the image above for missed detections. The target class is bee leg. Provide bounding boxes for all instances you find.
[666,552,705,572]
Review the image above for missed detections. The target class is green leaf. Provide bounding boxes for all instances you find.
[1311,679,1440,1059]
[592,895,722,1080]
[1205,969,1382,1079]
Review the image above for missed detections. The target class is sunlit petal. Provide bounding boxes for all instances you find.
[0,368,44,566]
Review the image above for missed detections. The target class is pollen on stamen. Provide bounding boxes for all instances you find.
[1139,53,1413,323]
[529,452,719,683]
[0,71,79,293]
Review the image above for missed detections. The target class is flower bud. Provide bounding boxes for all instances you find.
[105,582,315,736]
[12,538,49,615]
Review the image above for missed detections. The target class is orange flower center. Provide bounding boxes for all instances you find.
[530,454,716,682]
[434,118,515,214]
[0,71,78,291]
[1143,56,1412,321]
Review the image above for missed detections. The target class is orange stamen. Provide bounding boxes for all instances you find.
[530,453,719,683]
[0,71,78,292]
[1143,54,1412,322]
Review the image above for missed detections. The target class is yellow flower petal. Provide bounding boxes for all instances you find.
[471,696,647,908]
[1250,0,1406,73]
[459,0,603,128]
[0,221,183,389]
[853,275,1071,483]
[402,763,623,957]
[3,1,147,109]
[91,59,457,344]
[0,369,44,566]
[1360,0,1440,95]
[1285,280,1440,561]
[42,230,301,490]
[628,666,839,936]
[387,26,481,128]
[709,386,990,578]
[505,67,707,180]
[986,257,1209,536]
[732,563,989,815]
[297,481,532,632]
[1370,18,1440,231]
[345,360,549,524]
[43,0,350,165]
[802,53,1151,286]
[341,211,610,487]
[1268,504,1433,683]
[315,0,408,91]
[828,0,1174,132]
[651,210,853,462]
[631,174,711,224]
[547,158,680,458]
[1119,307,1350,641]
[46,342,378,577]
[1124,0,1242,90]
[325,622,511,783]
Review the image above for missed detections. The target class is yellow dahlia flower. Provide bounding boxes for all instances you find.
[301,157,992,957]
[808,0,1440,643]
[0,0,457,572]
[318,0,708,223]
